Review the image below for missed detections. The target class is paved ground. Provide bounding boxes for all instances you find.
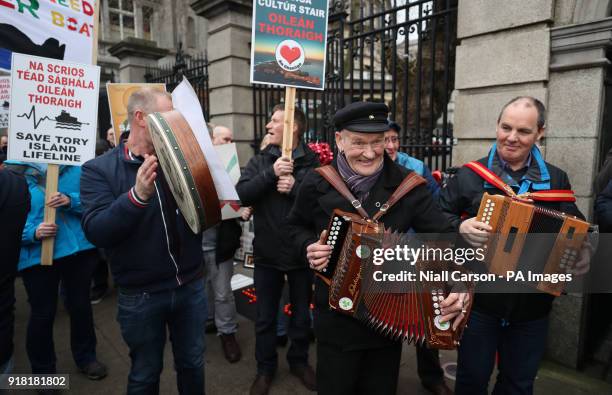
[9,272,612,395]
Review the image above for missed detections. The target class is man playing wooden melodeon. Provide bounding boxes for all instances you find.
[439,96,591,395]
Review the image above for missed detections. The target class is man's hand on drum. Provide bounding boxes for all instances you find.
[135,154,158,201]
[439,291,471,331]
[459,217,492,247]
[306,230,332,272]
[277,175,295,194]
[273,157,293,177]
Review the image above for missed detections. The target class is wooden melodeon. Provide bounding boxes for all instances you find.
[320,209,472,349]
[476,192,590,295]
[146,110,221,234]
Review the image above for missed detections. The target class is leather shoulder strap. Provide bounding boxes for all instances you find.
[315,166,369,218]
[372,172,427,221]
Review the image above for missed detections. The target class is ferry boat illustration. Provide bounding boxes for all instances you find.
[55,110,88,130]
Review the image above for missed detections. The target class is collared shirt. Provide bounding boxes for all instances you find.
[498,151,532,172]
[498,152,531,184]
[487,144,551,194]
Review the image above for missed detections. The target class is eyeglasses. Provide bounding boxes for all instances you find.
[346,138,385,151]
[384,136,399,143]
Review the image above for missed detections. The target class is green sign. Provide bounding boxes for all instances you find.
[250,0,330,91]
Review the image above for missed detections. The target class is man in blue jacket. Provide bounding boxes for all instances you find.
[80,88,207,395]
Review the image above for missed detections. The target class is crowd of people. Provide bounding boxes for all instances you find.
[0,89,610,395]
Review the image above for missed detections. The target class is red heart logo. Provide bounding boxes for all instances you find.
[280,45,301,64]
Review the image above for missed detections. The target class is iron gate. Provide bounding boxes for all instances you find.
[252,0,457,170]
[145,45,210,120]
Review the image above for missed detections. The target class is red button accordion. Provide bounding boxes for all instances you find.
[320,209,472,350]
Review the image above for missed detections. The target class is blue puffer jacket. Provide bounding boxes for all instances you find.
[4,162,94,271]
[395,151,440,199]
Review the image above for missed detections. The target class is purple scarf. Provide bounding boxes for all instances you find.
[337,152,384,202]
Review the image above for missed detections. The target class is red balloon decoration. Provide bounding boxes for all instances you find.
[307,142,334,165]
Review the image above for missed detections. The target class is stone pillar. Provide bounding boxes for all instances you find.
[453,0,554,166]
[454,0,612,370]
[191,0,254,166]
[545,17,612,368]
[108,37,169,83]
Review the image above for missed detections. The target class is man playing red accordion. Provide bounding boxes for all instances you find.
[287,101,469,395]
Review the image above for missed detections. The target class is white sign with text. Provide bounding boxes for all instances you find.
[8,53,100,165]
[0,76,9,129]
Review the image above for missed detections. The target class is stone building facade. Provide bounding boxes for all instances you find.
[96,0,209,83]
[453,0,612,369]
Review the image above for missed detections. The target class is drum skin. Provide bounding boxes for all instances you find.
[147,110,221,234]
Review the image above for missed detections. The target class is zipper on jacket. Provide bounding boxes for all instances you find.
[154,181,182,286]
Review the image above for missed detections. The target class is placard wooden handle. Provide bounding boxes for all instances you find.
[282,87,296,160]
[41,164,59,266]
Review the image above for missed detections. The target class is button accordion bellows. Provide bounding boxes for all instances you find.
[320,209,472,349]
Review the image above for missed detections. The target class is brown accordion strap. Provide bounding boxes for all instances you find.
[372,172,426,222]
[315,272,332,286]
[315,166,369,218]
[315,165,427,222]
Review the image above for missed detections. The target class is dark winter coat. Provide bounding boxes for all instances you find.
[438,153,583,322]
[80,141,203,293]
[236,141,319,271]
[0,168,30,366]
[286,155,454,350]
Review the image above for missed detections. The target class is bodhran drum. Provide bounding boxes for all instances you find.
[146,110,221,233]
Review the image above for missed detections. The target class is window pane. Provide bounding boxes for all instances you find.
[121,0,133,12]
[110,11,120,26]
[109,12,121,41]
[108,0,119,9]
[142,6,154,41]
[123,15,135,37]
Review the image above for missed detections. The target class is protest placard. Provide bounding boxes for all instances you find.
[7,53,100,166]
[250,0,330,90]
[214,142,244,220]
[0,77,9,129]
[0,0,97,65]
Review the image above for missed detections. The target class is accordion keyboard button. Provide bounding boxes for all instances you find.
[433,303,439,308]
[435,309,441,315]
[432,296,438,301]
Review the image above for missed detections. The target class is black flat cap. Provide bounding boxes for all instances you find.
[333,101,390,133]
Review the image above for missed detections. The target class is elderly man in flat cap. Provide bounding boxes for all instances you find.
[287,101,469,395]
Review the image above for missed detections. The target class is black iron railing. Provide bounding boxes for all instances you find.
[252,0,457,170]
[145,44,210,121]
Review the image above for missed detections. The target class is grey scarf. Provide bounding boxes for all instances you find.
[336,151,383,202]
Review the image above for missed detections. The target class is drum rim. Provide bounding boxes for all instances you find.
[148,112,206,233]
